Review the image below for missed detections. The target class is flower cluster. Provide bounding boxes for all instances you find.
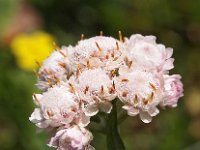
[30,33,183,150]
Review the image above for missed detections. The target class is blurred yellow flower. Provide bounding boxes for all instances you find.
[10,31,55,71]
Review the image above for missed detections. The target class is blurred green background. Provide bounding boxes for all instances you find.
[0,0,200,150]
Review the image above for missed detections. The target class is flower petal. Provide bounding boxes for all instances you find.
[36,120,50,128]
[127,108,139,116]
[123,105,139,116]
[148,107,159,117]
[78,114,90,127]
[29,108,43,123]
[84,104,99,116]
[32,94,43,106]
[99,102,112,113]
[163,58,174,70]
[139,111,152,123]
[48,129,66,148]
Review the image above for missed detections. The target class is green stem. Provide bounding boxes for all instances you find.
[118,109,128,125]
[106,100,125,150]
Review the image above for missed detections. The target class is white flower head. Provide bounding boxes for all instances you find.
[37,46,73,90]
[29,85,90,128]
[70,36,126,72]
[48,125,94,150]
[115,69,163,123]
[71,68,117,116]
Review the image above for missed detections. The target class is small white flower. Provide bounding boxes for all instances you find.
[115,69,163,123]
[37,46,73,90]
[71,68,116,116]
[48,125,94,150]
[29,85,90,128]
[70,36,126,72]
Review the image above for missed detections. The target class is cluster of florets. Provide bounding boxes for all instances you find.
[30,33,183,150]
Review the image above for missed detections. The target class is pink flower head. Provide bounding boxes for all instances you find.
[125,34,174,72]
[48,125,94,150]
[161,74,184,107]
[115,69,163,123]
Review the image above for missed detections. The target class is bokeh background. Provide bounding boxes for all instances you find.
[0,0,200,150]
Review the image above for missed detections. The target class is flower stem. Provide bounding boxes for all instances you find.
[118,109,128,125]
[106,100,125,150]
